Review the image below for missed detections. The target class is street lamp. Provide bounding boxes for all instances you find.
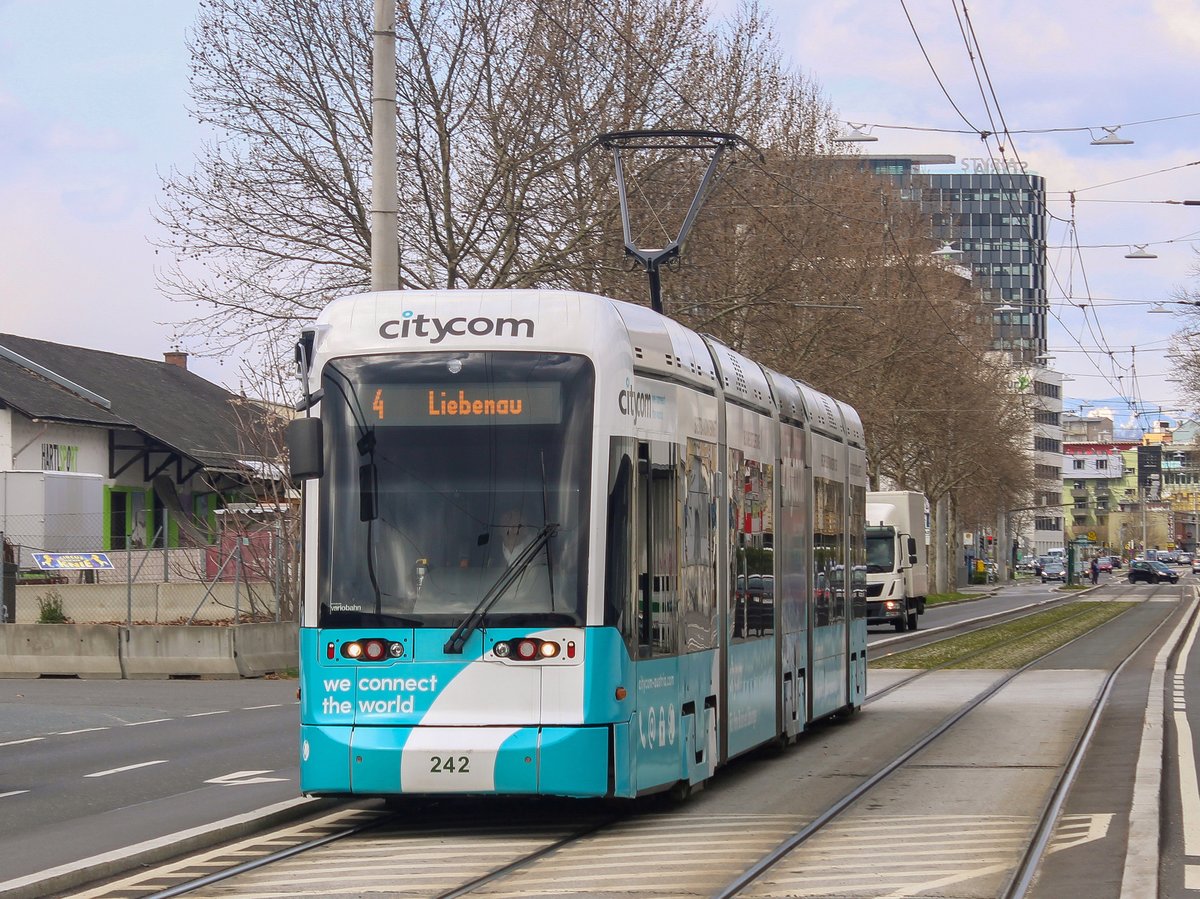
[833,123,878,143]
[1091,126,1134,146]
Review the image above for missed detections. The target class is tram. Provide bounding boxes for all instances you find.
[287,289,867,799]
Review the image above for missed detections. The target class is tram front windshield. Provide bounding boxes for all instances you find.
[316,351,593,630]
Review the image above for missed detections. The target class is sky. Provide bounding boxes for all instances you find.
[2,1,1199,429]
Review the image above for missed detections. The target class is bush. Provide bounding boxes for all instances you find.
[36,589,70,624]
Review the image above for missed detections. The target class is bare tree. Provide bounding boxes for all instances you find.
[158,0,836,355]
[160,0,1032,579]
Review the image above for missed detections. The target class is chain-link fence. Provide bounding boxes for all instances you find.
[1,510,298,625]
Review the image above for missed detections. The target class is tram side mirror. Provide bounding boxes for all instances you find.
[286,418,324,480]
[907,535,918,565]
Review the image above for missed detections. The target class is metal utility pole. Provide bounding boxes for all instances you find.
[1142,488,1148,554]
[370,0,399,291]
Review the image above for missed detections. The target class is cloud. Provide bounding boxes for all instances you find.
[60,181,140,223]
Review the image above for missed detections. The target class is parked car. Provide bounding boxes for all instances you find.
[1129,559,1180,585]
[1178,552,1193,566]
[1192,556,1200,575]
[1096,556,1113,572]
[1041,560,1067,583]
[1111,557,1123,569]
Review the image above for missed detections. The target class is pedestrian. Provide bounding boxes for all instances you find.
[1090,556,1100,585]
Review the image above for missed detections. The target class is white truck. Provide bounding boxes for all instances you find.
[865,491,928,631]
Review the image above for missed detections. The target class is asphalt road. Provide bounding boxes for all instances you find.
[0,678,302,887]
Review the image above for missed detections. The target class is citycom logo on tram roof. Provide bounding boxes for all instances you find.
[379,311,535,344]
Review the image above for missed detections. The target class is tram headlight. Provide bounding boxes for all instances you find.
[340,639,404,661]
[492,637,562,661]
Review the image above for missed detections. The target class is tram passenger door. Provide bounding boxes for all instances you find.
[632,440,686,791]
[636,441,676,657]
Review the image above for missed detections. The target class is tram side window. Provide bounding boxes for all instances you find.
[637,440,680,657]
[849,483,867,620]
[813,476,846,628]
[682,439,718,652]
[778,429,808,635]
[604,439,636,651]
[729,448,746,641]
[733,455,775,640]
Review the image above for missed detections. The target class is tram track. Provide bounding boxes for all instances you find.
[865,600,1119,702]
[67,799,633,899]
[713,587,1190,899]
[65,586,1187,899]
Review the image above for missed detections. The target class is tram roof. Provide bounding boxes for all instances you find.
[312,290,855,435]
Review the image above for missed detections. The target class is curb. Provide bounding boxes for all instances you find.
[0,797,341,899]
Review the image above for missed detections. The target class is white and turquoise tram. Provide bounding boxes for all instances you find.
[289,289,867,799]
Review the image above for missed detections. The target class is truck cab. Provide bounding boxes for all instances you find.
[864,492,929,631]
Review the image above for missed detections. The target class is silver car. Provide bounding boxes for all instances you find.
[1040,560,1067,583]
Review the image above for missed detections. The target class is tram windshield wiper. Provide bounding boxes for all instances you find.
[443,522,558,655]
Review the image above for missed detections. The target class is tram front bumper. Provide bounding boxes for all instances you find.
[301,724,610,797]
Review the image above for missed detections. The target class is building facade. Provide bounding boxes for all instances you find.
[864,155,1059,557]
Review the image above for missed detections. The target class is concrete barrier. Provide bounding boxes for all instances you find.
[0,622,296,680]
[13,582,281,624]
[0,624,123,678]
[120,626,241,679]
[158,582,280,623]
[234,622,299,677]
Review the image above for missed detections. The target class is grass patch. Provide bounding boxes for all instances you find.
[925,592,976,606]
[870,602,1135,670]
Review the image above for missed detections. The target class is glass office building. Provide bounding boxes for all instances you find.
[864,155,1059,562]
[866,156,1048,365]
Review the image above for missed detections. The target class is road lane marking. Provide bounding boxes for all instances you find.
[85,760,167,778]
[55,728,109,735]
[205,770,288,785]
[0,797,317,897]
[243,704,286,710]
[1173,595,1200,860]
[0,790,30,799]
[124,718,172,726]
[1122,594,1198,898]
[0,738,44,748]
[185,711,229,718]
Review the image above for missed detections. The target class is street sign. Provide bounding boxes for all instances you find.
[31,553,113,570]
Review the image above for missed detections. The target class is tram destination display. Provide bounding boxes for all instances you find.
[364,382,563,426]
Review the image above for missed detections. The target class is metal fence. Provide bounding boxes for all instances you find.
[1,511,298,626]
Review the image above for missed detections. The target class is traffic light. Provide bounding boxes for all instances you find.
[987,535,994,545]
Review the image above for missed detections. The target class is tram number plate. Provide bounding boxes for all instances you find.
[429,755,471,774]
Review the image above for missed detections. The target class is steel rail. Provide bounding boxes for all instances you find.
[434,816,622,899]
[143,812,387,899]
